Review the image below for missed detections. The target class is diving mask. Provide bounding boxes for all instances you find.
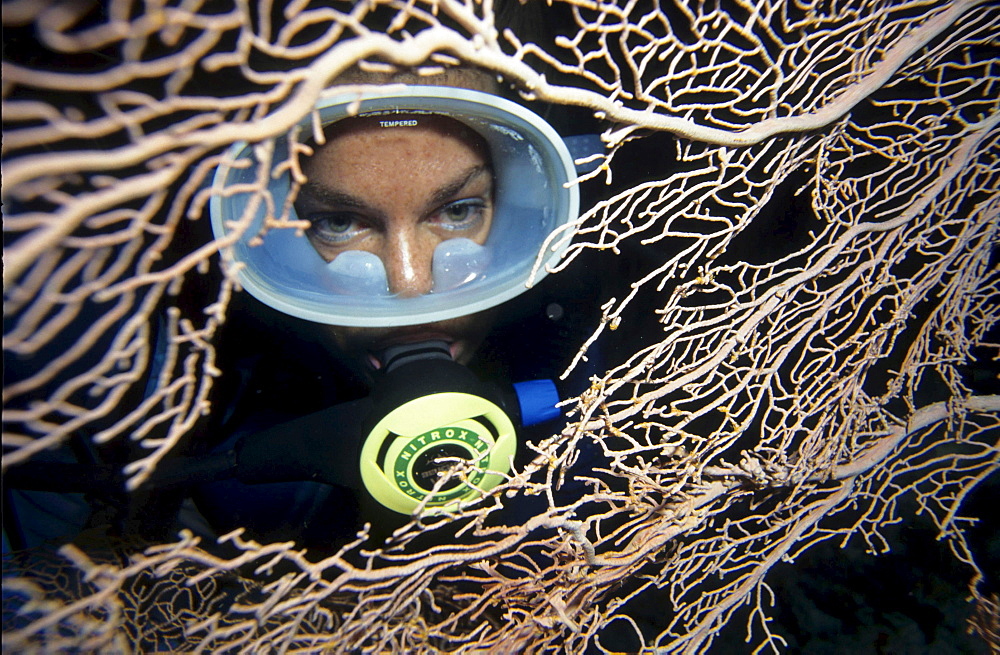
[210,85,588,327]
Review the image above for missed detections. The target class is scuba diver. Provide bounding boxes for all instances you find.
[182,68,610,550]
[2,66,612,554]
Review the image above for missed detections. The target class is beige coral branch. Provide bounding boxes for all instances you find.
[3,0,999,651]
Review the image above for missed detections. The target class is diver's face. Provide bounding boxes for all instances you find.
[297,114,497,377]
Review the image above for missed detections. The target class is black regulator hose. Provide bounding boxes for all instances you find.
[232,396,372,488]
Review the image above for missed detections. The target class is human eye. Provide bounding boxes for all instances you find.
[306,212,367,244]
[431,199,488,231]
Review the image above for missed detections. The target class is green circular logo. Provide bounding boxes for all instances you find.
[392,425,490,505]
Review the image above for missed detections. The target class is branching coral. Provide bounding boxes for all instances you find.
[3,0,997,651]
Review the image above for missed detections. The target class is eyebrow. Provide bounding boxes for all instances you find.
[298,183,368,211]
[426,165,492,209]
[298,164,493,219]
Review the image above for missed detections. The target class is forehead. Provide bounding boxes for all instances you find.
[326,112,486,145]
[307,113,492,169]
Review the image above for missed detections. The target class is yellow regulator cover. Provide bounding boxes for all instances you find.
[359,392,517,514]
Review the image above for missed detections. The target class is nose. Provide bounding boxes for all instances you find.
[382,227,435,297]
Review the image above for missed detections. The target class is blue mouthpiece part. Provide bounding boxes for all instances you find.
[513,379,561,427]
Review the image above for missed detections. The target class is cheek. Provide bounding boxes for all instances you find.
[473,218,492,245]
[465,203,495,246]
